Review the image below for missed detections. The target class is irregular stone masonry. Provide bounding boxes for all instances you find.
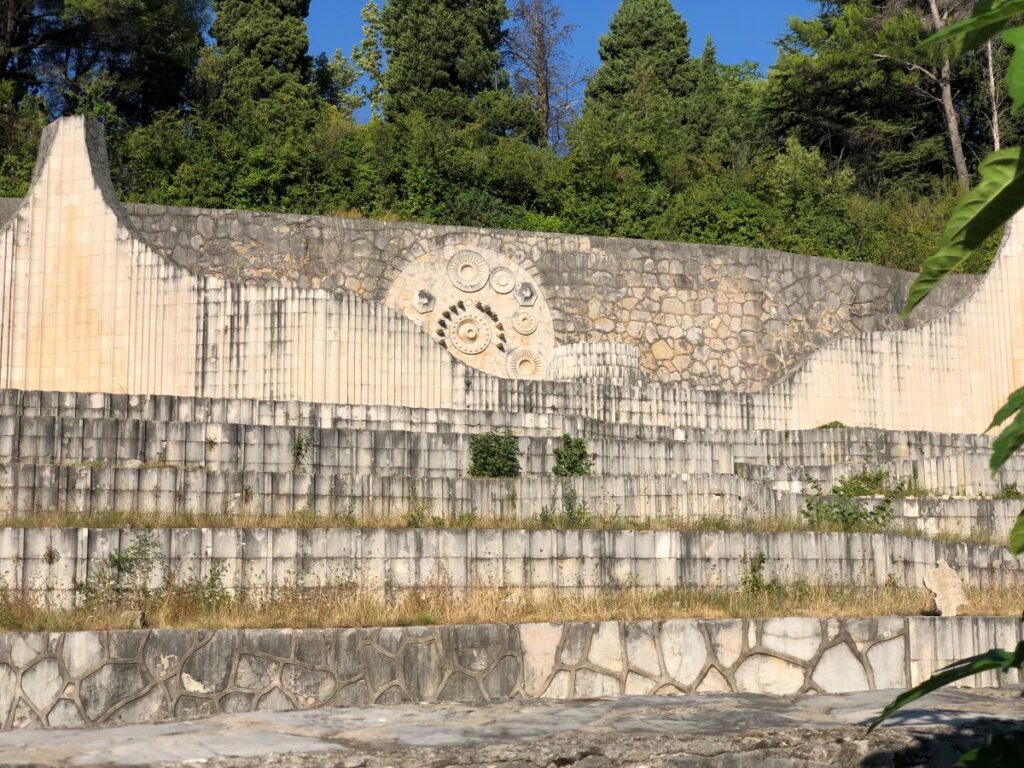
[0,617,1019,730]
[1,118,1023,433]
[112,201,977,393]
[1,527,1021,608]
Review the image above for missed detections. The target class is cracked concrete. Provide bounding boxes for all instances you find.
[0,688,1020,767]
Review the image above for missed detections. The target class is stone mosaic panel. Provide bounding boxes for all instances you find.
[0,617,1018,730]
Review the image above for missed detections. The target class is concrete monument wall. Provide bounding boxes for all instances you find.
[1,117,1022,433]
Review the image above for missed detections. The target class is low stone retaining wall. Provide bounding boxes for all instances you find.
[3,528,1021,607]
[0,616,1018,730]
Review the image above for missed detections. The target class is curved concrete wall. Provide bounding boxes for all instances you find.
[1,118,1022,433]
[118,201,978,392]
[0,617,1020,729]
[0,118,471,409]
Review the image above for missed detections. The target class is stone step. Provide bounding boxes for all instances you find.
[0,465,1019,540]
[3,527,1020,608]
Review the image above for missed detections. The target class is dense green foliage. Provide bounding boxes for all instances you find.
[468,430,521,478]
[552,434,595,477]
[0,0,1019,271]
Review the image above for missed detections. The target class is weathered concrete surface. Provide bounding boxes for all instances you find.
[0,688,1020,767]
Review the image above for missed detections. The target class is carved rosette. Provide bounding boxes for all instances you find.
[512,309,537,336]
[447,251,489,293]
[506,348,544,379]
[449,311,492,355]
[489,268,516,294]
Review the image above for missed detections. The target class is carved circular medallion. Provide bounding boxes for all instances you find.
[512,310,537,336]
[447,251,489,293]
[507,348,544,379]
[489,268,516,294]
[449,311,492,355]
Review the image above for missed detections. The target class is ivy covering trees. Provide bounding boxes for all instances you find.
[0,0,1016,271]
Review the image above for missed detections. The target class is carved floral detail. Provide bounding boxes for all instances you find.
[447,251,489,293]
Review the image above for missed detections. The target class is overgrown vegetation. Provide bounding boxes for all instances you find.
[539,481,592,528]
[1,581,1020,633]
[552,434,595,477]
[468,430,521,478]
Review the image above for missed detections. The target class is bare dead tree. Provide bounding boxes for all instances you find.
[506,0,585,148]
[926,0,971,188]
[986,38,1002,150]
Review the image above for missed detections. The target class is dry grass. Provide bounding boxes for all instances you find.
[0,509,1005,546]
[2,582,1020,633]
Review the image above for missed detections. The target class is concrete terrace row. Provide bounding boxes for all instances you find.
[2,465,1021,541]
[3,527,1021,608]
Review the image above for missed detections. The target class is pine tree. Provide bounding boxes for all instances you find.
[584,0,693,105]
[119,0,329,211]
[378,0,509,122]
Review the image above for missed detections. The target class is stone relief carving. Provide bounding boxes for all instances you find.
[512,310,537,336]
[414,289,435,314]
[514,282,538,306]
[444,307,494,356]
[489,268,516,294]
[447,251,489,293]
[507,348,544,379]
[386,244,556,378]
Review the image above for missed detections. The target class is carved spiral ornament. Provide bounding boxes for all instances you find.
[506,348,544,379]
[449,311,493,355]
[512,309,537,336]
[489,268,516,294]
[447,251,489,293]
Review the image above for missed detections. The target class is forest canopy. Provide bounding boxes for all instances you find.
[0,0,1010,272]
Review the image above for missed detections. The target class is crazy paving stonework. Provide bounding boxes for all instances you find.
[1,617,1020,730]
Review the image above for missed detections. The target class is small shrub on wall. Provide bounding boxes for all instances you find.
[552,434,595,477]
[468,430,521,478]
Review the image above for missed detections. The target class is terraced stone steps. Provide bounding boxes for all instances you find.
[3,527,1021,607]
[2,465,1020,540]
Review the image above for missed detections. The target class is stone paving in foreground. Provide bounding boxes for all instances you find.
[1,688,1021,767]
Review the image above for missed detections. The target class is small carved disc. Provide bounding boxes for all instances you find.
[489,268,516,294]
[449,311,492,355]
[447,251,489,293]
[512,310,537,336]
[506,348,544,378]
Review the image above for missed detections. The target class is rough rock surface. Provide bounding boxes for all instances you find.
[1,688,1021,767]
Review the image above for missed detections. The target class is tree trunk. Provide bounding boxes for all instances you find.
[928,0,971,189]
[987,39,1002,150]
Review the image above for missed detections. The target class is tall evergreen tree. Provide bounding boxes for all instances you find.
[119,0,331,211]
[378,0,509,122]
[584,0,692,104]
[1,0,208,124]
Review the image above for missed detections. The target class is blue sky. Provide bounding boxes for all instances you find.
[306,0,815,119]
[307,0,815,69]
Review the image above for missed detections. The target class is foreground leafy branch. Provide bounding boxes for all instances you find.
[873,2,1024,763]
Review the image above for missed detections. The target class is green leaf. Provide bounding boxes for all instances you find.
[957,733,1024,767]
[991,406,1024,472]
[987,387,1024,431]
[1004,27,1024,113]
[903,147,1024,316]
[868,647,1019,732]
[1010,511,1024,555]
[926,0,1024,56]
